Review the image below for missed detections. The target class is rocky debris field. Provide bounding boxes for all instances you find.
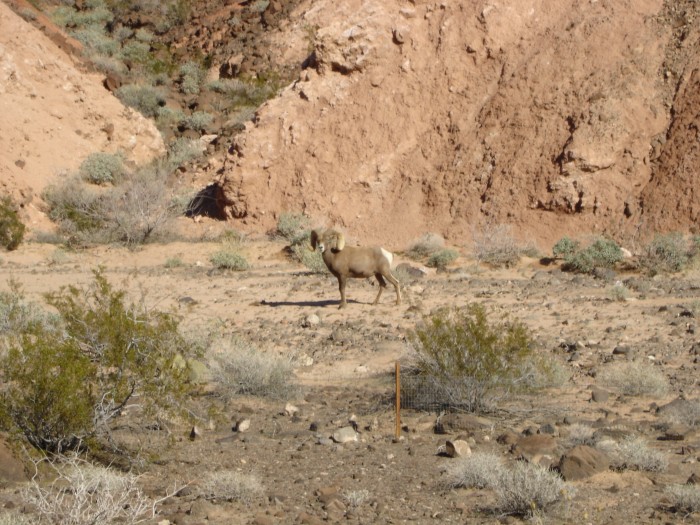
[0,236,698,524]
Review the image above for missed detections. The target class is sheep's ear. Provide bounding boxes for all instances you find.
[335,232,345,251]
[309,230,319,251]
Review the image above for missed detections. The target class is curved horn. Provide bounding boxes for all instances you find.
[309,230,320,251]
[334,232,345,251]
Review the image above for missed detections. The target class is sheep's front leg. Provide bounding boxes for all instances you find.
[386,272,401,305]
[338,275,347,309]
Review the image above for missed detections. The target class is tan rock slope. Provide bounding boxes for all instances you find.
[0,0,164,229]
[218,0,699,247]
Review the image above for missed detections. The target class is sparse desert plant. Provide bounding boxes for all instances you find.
[608,282,630,302]
[156,106,187,130]
[405,304,535,412]
[115,84,165,118]
[665,484,700,515]
[25,455,152,525]
[442,451,504,490]
[179,61,204,95]
[167,137,203,168]
[199,470,263,504]
[427,248,459,271]
[79,152,124,185]
[552,236,580,259]
[640,232,694,275]
[406,232,445,259]
[182,111,214,132]
[563,423,596,447]
[603,436,668,472]
[0,196,26,251]
[164,256,185,269]
[291,242,327,274]
[598,360,669,397]
[472,223,521,267]
[0,280,57,337]
[495,460,570,517]
[0,271,193,453]
[563,236,623,274]
[343,489,370,509]
[276,211,311,244]
[42,177,107,245]
[0,511,35,524]
[210,232,250,271]
[210,336,298,400]
[661,398,700,428]
[71,26,119,57]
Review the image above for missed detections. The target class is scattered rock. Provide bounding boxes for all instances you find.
[591,387,610,403]
[234,418,251,433]
[284,403,299,416]
[332,426,358,444]
[559,445,610,481]
[511,435,559,467]
[445,439,472,458]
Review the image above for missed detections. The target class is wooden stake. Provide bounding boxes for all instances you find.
[395,361,401,440]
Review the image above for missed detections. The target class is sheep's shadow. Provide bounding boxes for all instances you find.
[261,299,361,308]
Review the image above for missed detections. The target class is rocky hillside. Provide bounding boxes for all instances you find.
[216,0,700,248]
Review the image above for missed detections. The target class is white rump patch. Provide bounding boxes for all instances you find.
[380,247,393,266]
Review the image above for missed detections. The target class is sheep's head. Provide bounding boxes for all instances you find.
[310,229,345,253]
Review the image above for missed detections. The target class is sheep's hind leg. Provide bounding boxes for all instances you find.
[386,272,401,305]
[373,274,387,305]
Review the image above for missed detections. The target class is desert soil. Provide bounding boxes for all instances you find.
[0,223,698,524]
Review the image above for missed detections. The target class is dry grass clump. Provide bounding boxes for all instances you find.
[407,233,445,259]
[661,398,700,428]
[598,360,669,397]
[25,456,152,525]
[209,337,299,400]
[472,223,522,268]
[599,436,668,472]
[199,470,263,504]
[495,461,571,518]
[665,484,700,515]
[442,451,503,490]
[343,489,371,509]
[563,423,596,447]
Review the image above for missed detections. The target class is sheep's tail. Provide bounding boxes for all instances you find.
[380,247,394,267]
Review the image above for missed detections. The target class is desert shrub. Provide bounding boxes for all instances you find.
[598,360,669,397]
[406,233,444,259]
[156,106,187,130]
[119,40,152,64]
[51,4,113,28]
[134,28,155,43]
[442,451,503,490]
[25,455,151,525]
[102,165,184,245]
[167,137,203,168]
[665,484,700,514]
[276,212,310,244]
[164,256,185,269]
[72,26,119,56]
[210,233,250,271]
[343,489,370,509]
[427,248,459,270]
[115,84,165,118]
[0,511,35,524]
[563,423,596,447]
[563,237,623,274]
[210,337,298,400]
[405,304,535,412]
[0,281,57,337]
[608,282,630,301]
[602,436,668,472]
[79,152,124,185]
[472,223,521,267]
[0,271,193,453]
[199,470,263,504]
[552,236,580,259]
[640,232,694,275]
[182,111,214,132]
[495,461,569,517]
[661,398,700,428]
[291,242,327,274]
[0,196,26,251]
[179,61,204,95]
[43,176,107,245]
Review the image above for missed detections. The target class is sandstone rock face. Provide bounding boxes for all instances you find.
[0,1,164,229]
[218,0,700,248]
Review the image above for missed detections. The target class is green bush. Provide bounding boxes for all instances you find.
[427,248,459,270]
[115,84,165,118]
[0,197,25,251]
[72,26,119,56]
[275,212,310,244]
[167,137,202,168]
[0,271,193,453]
[179,61,204,95]
[563,237,623,274]
[182,111,214,132]
[406,233,444,259]
[79,152,124,185]
[119,40,152,64]
[406,304,534,412]
[640,232,694,275]
[552,236,579,259]
[210,250,250,271]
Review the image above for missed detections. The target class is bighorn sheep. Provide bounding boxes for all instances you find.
[310,229,401,309]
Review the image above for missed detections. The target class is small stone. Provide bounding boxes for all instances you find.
[302,314,320,327]
[189,426,200,440]
[235,418,251,433]
[332,426,358,444]
[591,387,610,403]
[284,403,299,416]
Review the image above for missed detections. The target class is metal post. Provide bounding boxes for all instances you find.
[395,361,401,440]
